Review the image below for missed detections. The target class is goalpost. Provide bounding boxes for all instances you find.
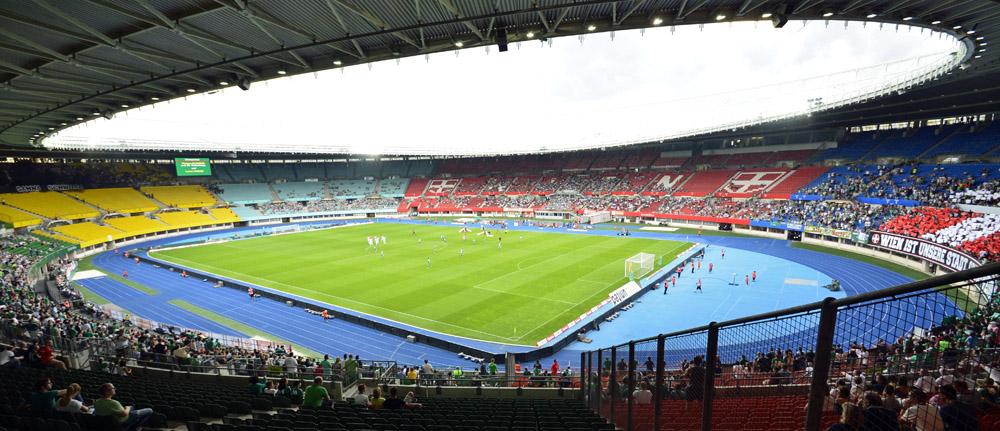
[625,252,655,279]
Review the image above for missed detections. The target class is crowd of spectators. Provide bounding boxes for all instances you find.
[880,207,976,239]
[258,198,399,215]
[951,180,1000,207]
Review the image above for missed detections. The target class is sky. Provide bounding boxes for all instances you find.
[45,20,962,155]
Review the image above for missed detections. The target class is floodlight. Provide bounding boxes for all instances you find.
[333,60,343,66]
[150,96,160,101]
[866,13,877,18]
[186,88,196,93]
[652,17,663,25]
[953,25,962,29]
[587,24,597,31]
[715,14,727,21]
[121,104,129,108]
[526,31,535,38]
[454,41,463,47]
[219,81,229,86]
[75,117,83,120]
[902,16,914,21]
[931,20,942,25]
[761,12,772,18]
[822,12,834,18]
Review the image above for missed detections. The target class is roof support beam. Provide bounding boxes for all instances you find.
[30,0,116,46]
[791,0,826,15]
[616,0,648,25]
[549,7,571,33]
[436,0,486,41]
[737,0,771,16]
[536,10,552,33]
[217,0,310,69]
[839,0,878,14]
[324,0,367,58]
[328,0,421,49]
[0,10,102,46]
[678,0,712,20]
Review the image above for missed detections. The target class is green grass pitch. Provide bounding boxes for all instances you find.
[151,223,690,345]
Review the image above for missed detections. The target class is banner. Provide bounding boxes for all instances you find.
[868,231,981,272]
[46,184,82,191]
[15,185,41,193]
[790,194,827,201]
[804,225,854,239]
[750,220,804,231]
[857,196,921,207]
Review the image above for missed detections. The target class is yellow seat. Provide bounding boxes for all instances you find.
[104,216,170,236]
[32,230,84,246]
[156,210,217,228]
[51,222,124,247]
[0,192,100,220]
[141,186,218,208]
[208,208,240,223]
[0,204,42,228]
[66,188,159,213]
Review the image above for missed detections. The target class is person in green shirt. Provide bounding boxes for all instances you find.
[320,355,332,379]
[29,378,64,415]
[248,376,265,394]
[345,355,358,382]
[94,383,153,431]
[301,377,330,409]
[488,358,498,375]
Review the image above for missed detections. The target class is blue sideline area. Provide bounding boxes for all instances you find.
[78,219,956,371]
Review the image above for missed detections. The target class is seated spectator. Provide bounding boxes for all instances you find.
[899,389,943,431]
[263,381,278,396]
[860,391,898,431]
[403,391,423,408]
[37,340,66,370]
[301,377,330,409]
[937,385,980,431]
[370,388,385,409]
[383,387,406,410]
[0,345,19,368]
[29,377,65,416]
[248,375,265,394]
[55,383,90,414]
[827,402,863,431]
[352,383,371,408]
[633,382,653,405]
[94,383,153,431]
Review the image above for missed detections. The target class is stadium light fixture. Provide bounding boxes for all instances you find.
[976,36,985,40]
[652,17,663,25]
[931,20,942,25]
[75,117,83,121]
[526,31,535,38]
[92,111,100,116]
[277,69,287,75]
[333,59,343,66]
[60,122,66,126]
[822,12,834,18]
[952,25,962,29]
[761,12,772,18]
[715,14,727,21]
[150,96,160,101]
[975,55,982,59]
[982,42,989,46]
[902,16,914,21]
[47,127,54,130]
[587,24,597,31]
[186,88,196,93]
[866,13,877,18]
[120,104,129,108]
[967,29,976,35]
[454,41,464,47]
[219,81,229,86]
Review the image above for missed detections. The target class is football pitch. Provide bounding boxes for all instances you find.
[151,223,690,345]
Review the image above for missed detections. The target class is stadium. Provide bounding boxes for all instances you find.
[1,1,999,430]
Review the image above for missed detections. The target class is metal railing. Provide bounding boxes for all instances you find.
[580,262,1000,431]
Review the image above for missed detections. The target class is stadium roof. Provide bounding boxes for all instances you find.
[0,0,997,151]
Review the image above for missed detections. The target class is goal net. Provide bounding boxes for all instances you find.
[625,253,655,279]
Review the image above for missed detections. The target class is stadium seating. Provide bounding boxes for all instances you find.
[354,161,381,178]
[230,205,266,220]
[453,177,487,195]
[760,166,828,199]
[208,207,240,223]
[273,181,325,201]
[104,215,171,236]
[141,185,218,208]
[506,176,539,194]
[880,207,975,238]
[864,126,953,160]
[620,151,658,169]
[673,170,736,197]
[217,183,273,204]
[0,204,42,227]
[329,179,376,198]
[814,131,882,161]
[378,178,410,197]
[380,160,410,177]
[407,160,435,176]
[767,149,816,164]
[651,156,689,169]
[223,164,264,181]
[327,162,354,178]
[261,163,296,181]
[156,210,219,228]
[924,122,1000,157]
[0,191,101,220]
[590,153,625,170]
[405,178,430,197]
[295,163,327,180]
[65,187,159,213]
[50,221,124,247]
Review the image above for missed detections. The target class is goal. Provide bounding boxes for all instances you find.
[625,253,655,279]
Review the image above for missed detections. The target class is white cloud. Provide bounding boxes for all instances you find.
[46,20,961,155]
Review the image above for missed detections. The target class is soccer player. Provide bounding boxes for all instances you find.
[662,280,668,295]
[380,250,384,258]
[497,237,502,249]
[697,260,701,270]
[367,236,373,248]
[248,287,255,301]
[708,262,713,273]
[690,263,695,274]
[745,275,749,286]
[459,248,464,257]
[381,235,386,245]
[675,266,682,279]
[122,270,128,279]
[134,257,140,264]
[426,257,431,268]
[672,276,677,288]
[696,278,702,292]
[721,249,726,259]
[752,271,757,282]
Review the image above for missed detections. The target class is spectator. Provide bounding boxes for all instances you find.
[900,389,943,431]
[301,377,330,409]
[352,383,371,408]
[383,387,405,410]
[263,381,278,396]
[633,383,653,405]
[37,340,66,370]
[684,356,705,405]
[29,377,65,416]
[94,383,153,431]
[55,383,90,414]
[860,391,898,431]
[370,388,385,409]
[827,402,863,431]
[937,385,980,431]
[248,375,265,394]
[0,345,19,368]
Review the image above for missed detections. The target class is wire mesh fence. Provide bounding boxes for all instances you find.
[581,263,1000,431]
